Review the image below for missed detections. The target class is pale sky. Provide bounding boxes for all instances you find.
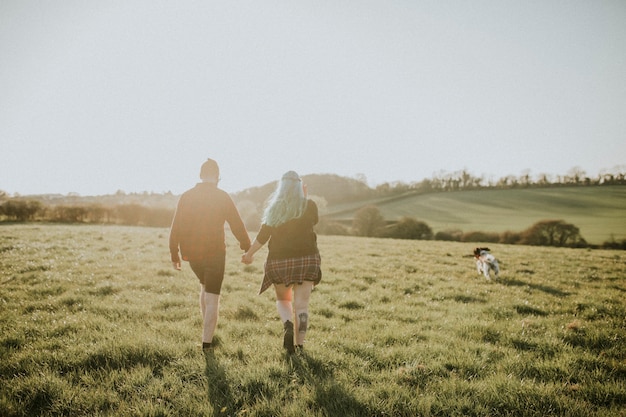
[1,1,625,196]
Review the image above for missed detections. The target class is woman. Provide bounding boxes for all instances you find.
[242,171,321,353]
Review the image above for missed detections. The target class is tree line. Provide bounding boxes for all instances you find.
[2,166,624,250]
[370,166,626,197]
[1,195,624,250]
[0,200,173,227]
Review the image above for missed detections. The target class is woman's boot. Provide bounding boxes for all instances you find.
[283,320,295,353]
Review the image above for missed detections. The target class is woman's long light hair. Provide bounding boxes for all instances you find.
[262,171,307,227]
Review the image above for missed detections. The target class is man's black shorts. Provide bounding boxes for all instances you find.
[189,252,226,294]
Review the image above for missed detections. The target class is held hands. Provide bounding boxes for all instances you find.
[241,252,254,265]
[241,240,261,265]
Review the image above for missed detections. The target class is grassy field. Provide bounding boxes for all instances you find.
[1,224,625,417]
[324,185,626,244]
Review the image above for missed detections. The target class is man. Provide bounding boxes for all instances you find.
[169,158,251,351]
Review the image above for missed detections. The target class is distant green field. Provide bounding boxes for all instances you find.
[324,185,626,244]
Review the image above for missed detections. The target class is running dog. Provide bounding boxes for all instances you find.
[473,247,500,280]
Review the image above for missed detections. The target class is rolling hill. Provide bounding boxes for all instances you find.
[321,185,626,245]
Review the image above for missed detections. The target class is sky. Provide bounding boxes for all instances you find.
[1,1,625,196]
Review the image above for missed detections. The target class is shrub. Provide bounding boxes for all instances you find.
[601,237,626,250]
[434,229,463,241]
[500,230,522,244]
[383,217,433,240]
[461,231,500,243]
[520,219,587,247]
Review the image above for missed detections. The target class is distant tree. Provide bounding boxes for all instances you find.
[497,175,519,188]
[536,173,552,187]
[566,166,587,185]
[417,178,434,193]
[390,181,411,194]
[49,205,87,223]
[520,220,587,247]
[599,166,626,185]
[383,217,433,240]
[375,182,391,196]
[519,169,532,188]
[459,169,473,189]
[1,199,42,221]
[352,205,385,237]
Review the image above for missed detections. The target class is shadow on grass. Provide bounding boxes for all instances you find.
[501,278,571,297]
[204,351,239,417]
[610,285,626,293]
[287,350,373,417]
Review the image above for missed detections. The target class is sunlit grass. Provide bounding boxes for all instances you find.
[1,225,624,416]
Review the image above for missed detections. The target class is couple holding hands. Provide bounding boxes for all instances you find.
[169,159,321,354]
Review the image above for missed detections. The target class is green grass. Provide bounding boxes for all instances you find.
[1,225,625,416]
[324,185,626,244]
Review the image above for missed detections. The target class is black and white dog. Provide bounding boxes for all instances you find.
[473,247,500,280]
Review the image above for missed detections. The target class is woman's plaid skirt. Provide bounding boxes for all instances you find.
[260,253,322,294]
